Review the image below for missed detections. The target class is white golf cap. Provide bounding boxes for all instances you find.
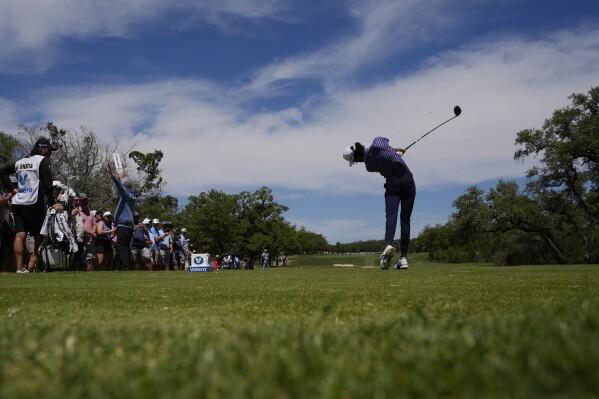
[152,218,160,224]
[103,211,112,217]
[52,180,63,188]
[181,228,187,233]
[142,218,151,224]
[343,146,355,166]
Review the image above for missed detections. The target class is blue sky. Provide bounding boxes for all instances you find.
[1,0,598,244]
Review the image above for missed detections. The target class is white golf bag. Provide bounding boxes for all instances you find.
[39,208,78,271]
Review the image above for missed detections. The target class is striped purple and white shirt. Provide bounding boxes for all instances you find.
[363,136,411,178]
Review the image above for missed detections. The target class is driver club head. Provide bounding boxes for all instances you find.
[403,104,462,152]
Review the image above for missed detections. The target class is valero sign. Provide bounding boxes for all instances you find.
[188,253,213,272]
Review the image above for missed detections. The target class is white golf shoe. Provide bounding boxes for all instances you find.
[395,257,409,269]
[380,245,396,270]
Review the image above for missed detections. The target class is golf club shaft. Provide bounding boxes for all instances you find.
[404,115,458,151]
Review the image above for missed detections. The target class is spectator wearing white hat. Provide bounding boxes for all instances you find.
[179,228,190,268]
[131,216,154,271]
[75,193,96,271]
[69,193,85,270]
[39,180,77,255]
[93,210,116,271]
[261,249,269,269]
[150,218,168,269]
[161,221,174,270]
[143,218,155,263]
[52,181,66,203]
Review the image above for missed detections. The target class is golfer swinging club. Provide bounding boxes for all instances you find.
[343,137,416,269]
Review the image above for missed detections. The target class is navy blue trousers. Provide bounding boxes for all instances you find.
[384,173,416,255]
[115,226,133,270]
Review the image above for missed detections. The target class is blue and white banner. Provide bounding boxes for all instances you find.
[188,253,213,272]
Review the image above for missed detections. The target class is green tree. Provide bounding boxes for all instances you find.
[450,186,491,244]
[136,195,179,223]
[296,227,329,254]
[268,219,299,264]
[237,187,290,260]
[422,86,599,265]
[180,187,324,261]
[486,180,566,263]
[416,224,453,262]
[182,190,242,256]
[128,150,164,196]
[128,149,172,220]
[514,86,599,262]
[0,131,21,165]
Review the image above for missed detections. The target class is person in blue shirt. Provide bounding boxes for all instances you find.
[131,215,154,271]
[150,219,168,269]
[106,163,136,271]
[343,137,416,270]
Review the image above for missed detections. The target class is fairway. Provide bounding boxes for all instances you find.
[1,262,599,398]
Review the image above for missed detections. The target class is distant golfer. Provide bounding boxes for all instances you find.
[343,137,416,269]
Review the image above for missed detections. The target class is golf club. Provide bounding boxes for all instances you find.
[404,105,462,151]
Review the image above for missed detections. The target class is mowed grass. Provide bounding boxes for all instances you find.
[1,258,599,398]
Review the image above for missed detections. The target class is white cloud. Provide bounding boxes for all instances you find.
[242,0,460,95]
[0,0,291,73]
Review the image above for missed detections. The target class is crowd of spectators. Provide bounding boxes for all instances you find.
[208,252,287,270]
[1,180,193,272]
[1,181,291,273]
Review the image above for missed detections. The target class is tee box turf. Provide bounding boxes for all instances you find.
[188,253,213,272]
